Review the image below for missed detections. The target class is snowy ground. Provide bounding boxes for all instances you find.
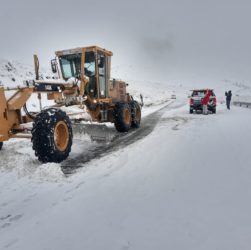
[1,60,251,249]
[1,101,251,250]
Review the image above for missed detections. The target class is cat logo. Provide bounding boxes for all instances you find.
[45,85,52,91]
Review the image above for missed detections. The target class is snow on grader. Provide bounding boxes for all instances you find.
[0,46,142,163]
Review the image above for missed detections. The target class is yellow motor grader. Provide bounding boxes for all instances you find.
[0,46,141,163]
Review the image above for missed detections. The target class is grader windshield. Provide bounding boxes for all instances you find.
[59,53,81,80]
[59,52,96,80]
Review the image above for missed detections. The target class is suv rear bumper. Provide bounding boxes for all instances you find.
[190,104,216,111]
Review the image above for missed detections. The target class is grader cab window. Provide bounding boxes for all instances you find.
[84,52,97,98]
[59,54,81,80]
[98,54,108,98]
[84,52,95,77]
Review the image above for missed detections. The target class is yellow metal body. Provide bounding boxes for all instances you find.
[0,87,33,142]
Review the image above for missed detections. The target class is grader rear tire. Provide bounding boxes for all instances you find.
[0,142,3,150]
[130,101,141,128]
[31,108,73,163]
[114,103,132,132]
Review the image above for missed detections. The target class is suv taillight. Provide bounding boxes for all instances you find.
[190,98,194,105]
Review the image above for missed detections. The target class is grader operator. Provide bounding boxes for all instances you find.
[0,46,141,163]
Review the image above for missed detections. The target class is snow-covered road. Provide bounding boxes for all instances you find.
[1,101,251,250]
[61,101,182,172]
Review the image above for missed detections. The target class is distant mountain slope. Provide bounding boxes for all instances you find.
[1,58,250,105]
[0,59,178,107]
[0,59,51,88]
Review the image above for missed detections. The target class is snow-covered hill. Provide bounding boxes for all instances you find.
[1,59,251,105]
[0,59,180,107]
[0,59,51,88]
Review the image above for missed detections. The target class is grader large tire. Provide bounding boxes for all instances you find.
[114,103,132,132]
[130,101,141,128]
[31,108,73,163]
[0,142,3,151]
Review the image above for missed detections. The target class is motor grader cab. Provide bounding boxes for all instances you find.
[0,45,142,163]
[52,46,112,100]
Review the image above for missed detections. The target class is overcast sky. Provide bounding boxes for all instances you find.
[0,0,250,84]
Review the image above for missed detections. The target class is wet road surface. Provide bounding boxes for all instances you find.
[61,102,183,174]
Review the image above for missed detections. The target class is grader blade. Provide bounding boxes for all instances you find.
[72,123,117,143]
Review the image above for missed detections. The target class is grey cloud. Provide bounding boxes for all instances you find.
[141,35,174,56]
[0,0,251,84]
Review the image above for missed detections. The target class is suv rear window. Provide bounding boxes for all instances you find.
[192,90,215,97]
[192,91,205,97]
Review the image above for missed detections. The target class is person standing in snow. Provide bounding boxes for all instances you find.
[225,90,232,110]
[201,89,211,115]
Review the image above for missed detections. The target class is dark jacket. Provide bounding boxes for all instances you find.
[225,91,232,101]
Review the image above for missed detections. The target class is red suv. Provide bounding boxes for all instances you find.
[189,89,217,114]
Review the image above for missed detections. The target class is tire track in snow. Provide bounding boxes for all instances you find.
[61,102,185,174]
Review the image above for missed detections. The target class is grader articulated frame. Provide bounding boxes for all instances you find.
[0,46,142,163]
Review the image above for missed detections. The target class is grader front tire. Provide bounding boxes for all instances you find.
[0,142,3,151]
[31,108,73,163]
